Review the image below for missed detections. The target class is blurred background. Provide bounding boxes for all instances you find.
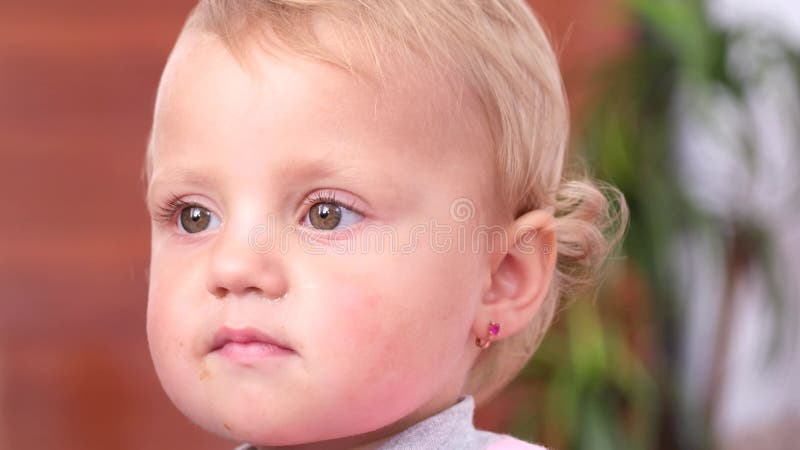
[1,0,798,449]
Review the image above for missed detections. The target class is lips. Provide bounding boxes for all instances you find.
[210,326,293,353]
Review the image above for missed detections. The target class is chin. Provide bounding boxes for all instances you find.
[212,422,340,448]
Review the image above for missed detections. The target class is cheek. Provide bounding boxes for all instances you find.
[146,279,182,383]
[146,254,200,373]
[293,272,410,391]
[146,259,209,417]
[297,252,478,389]
[309,281,403,361]
[147,246,204,331]
[146,281,173,352]
[324,288,435,421]
[147,257,177,344]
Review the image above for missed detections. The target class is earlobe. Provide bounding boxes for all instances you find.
[474,209,556,343]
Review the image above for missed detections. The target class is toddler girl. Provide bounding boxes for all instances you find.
[144,1,627,449]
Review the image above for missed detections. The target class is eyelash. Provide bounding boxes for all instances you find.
[152,194,202,225]
[299,190,361,222]
[151,191,363,227]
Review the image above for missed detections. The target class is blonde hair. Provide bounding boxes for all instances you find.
[167,0,628,406]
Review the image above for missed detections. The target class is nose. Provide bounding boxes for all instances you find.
[205,221,288,301]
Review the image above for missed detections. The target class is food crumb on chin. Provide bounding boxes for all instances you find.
[223,423,232,431]
[199,362,211,381]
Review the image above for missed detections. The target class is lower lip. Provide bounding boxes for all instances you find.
[215,341,295,363]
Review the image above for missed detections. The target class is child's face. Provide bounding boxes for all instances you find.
[146,30,498,446]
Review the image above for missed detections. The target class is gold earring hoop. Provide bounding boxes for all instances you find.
[475,322,501,349]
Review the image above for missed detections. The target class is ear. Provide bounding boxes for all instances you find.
[473,209,557,344]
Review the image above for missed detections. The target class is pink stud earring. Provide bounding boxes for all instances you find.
[475,322,500,349]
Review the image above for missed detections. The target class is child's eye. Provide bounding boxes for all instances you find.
[178,206,221,234]
[301,192,364,231]
[150,195,222,235]
[304,202,362,230]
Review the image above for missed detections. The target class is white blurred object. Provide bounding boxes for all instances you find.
[709,0,800,50]
[677,0,800,447]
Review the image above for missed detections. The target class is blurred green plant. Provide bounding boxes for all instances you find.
[516,0,799,449]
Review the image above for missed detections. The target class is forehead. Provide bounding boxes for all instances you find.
[151,29,495,204]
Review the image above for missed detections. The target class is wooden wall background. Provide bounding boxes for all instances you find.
[0,1,629,448]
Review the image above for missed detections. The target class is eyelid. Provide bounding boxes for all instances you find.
[299,189,366,218]
[297,189,369,234]
[150,193,221,230]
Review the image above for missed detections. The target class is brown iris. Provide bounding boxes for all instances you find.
[180,207,212,233]
[309,203,342,230]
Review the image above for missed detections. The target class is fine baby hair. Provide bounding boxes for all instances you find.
[144,0,628,448]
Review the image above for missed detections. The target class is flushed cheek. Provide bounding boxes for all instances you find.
[146,281,210,423]
[147,277,183,340]
[147,252,206,343]
[146,272,199,382]
[305,280,440,396]
[317,283,400,354]
[302,283,379,361]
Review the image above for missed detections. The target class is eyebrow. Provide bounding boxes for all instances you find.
[150,168,220,185]
[148,169,219,190]
[272,152,342,180]
[146,169,220,204]
[146,155,375,199]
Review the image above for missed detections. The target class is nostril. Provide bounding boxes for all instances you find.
[212,287,229,299]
